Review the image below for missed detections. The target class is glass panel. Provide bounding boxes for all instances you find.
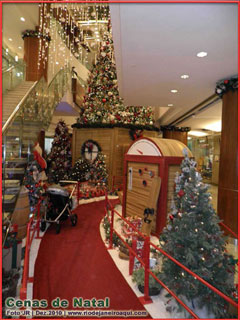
[2,46,25,94]
[2,67,72,246]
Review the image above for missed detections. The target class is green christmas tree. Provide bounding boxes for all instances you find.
[77,31,154,127]
[48,120,72,183]
[68,158,91,182]
[69,153,108,186]
[159,150,237,318]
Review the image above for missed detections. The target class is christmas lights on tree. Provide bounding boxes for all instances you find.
[159,150,237,317]
[74,31,155,129]
[48,120,72,183]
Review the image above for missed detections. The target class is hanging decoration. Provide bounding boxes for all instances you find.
[129,129,143,141]
[215,76,238,97]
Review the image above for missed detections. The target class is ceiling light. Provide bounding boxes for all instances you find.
[171,89,178,93]
[18,46,22,49]
[15,55,18,62]
[56,61,59,65]
[6,48,8,52]
[20,17,25,22]
[168,104,173,107]
[197,51,208,58]
[204,121,221,132]
[181,74,189,79]
[8,38,12,41]
[189,130,208,137]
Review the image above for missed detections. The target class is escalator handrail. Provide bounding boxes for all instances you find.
[2,67,71,135]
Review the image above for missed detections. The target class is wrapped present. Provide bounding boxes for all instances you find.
[122,216,142,239]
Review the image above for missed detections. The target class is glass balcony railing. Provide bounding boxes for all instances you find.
[2,67,71,246]
[51,17,95,71]
[2,46,26,94]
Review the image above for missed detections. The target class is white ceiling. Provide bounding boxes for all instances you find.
[2,4,39,58]
[110,2,238,127]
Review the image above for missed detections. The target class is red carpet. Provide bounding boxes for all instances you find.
[33,200,150,318]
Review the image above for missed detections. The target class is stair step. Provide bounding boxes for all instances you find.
[3,194,17,204]
[5,167,25,174]
[4,187,20,195]
[3,180,21,187]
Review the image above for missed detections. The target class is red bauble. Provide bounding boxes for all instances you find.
[178,189,185,197]
[102,98,106,103]
[169,215,174,221]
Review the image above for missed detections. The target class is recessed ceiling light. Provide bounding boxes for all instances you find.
[168,104,173,107]
[181,74,189,79]
[8,38,12,41]
[197,51,207,58]
[20,17,25,22]
[171,89,178,93]
[56,61,59,65]
[18,46,22,49]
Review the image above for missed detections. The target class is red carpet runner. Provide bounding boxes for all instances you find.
[33,200,150,318]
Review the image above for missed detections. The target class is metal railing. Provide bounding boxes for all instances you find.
[105,194,238,318]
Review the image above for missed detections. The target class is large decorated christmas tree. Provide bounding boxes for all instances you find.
[48,120,72,183]
[159,150,237,318]
[75,31,155,128]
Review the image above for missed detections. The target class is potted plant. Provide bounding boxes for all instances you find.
[132,267,162,296]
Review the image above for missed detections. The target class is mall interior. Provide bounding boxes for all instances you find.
[2,1,238,319]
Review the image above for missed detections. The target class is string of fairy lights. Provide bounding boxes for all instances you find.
[37,2,111,76]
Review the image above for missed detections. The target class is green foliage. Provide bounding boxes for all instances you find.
[159,150,237,318]
[76,32,155,127]
[48,120,72,183]
[132,268,162,290]
[68,152,108,186]
[103,215,120,247]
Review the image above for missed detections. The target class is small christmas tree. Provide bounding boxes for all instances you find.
[159,150,237,318]
[77,31,154,127]
[48,120,72,183]
[68,153,108,187]
[68,158,91,182]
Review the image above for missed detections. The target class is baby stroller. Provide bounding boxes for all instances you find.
[40,184,78,234]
